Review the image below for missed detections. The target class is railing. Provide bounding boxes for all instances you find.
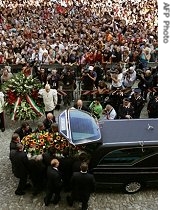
[0,62,158,74]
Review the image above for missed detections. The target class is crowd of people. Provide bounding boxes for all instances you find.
[1,1,158,208]
[0,0,158,124]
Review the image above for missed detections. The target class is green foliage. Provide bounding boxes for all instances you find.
[15,101,37,121]
[2,72,44,121]
[2,72,42,96]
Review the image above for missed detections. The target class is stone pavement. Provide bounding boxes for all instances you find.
[0,104,158,210]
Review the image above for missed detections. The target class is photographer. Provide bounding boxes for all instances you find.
[102,104,117,120]
[110,67,123,90]
[61,68,76,106]
[30,48,42,76]
[81,65,97,101]
[122,66,136,88]
[137,69,154,100]
[37,68,48,86]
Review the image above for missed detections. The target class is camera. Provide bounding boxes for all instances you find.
[83,65,90,74]
[83,69,89,74]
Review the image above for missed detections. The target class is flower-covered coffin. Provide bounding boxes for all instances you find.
[21,131,83,157]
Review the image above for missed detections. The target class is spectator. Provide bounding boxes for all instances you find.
[37,68,48,86]
[81,65,97,91]
[47,69,61,106]
[138,69,154,100]
[0,51,5,64]
[89,97,103,119]
[122,66,137,88]
[1,67,13,83]
[81,65,97,101]
[110,68,123,91]
[0,89,5,132]
[61,69,76,106]
[102,104,117,120]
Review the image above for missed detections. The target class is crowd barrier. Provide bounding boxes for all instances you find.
[0,62,158,74]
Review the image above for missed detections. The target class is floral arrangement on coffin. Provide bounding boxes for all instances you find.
[21,131,85,157]
[2,72,44,121]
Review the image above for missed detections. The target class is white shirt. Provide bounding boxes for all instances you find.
[123,71,137,87]
[104,108,117,120]
[111,73,123,88]
[39,89,57,112]
[0,92,4,113]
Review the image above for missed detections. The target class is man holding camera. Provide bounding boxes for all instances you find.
[81,65,97,101]
[122,66,137,88]
[61,69,76,106]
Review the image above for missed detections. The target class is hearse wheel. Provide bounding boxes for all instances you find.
[125,181,142,193]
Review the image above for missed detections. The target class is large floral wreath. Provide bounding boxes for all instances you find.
[2,72,44,121]
[21,131,85,157]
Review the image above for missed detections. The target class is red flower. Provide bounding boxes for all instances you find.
[6,90,17,104]
[31,89,39,99]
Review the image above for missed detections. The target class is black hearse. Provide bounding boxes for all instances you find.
[57,108,158,193]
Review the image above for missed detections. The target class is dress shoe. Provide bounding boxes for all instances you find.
[15,190,25,195]
[1,128,5,132]
[52,195,61,204]
[44,197,49,206]
[66,195,73,207]
[25,183,32,190]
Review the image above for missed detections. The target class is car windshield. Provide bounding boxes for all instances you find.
[58,108,101,145]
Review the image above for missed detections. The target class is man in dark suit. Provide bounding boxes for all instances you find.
[118,98,134,119]
[14,122,32,140]
[33,122,46,133]
[147,93,158,118]
[73,99,89,112]
[10,143,29,195]
[130,88,145,119]
[44,159,63,206]
[28,154,46,196]
[66,162,96,210]
[42,112,56,131]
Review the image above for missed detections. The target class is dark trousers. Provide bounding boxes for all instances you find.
[67,193,89,210]
[44,189,61,205]
[16,176,27,193]
[0,112,5,130]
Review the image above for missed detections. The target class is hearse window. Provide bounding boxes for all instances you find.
[99,147,156,165]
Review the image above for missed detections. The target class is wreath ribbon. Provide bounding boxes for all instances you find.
[26,94,44,117]
[11,97,21,120]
